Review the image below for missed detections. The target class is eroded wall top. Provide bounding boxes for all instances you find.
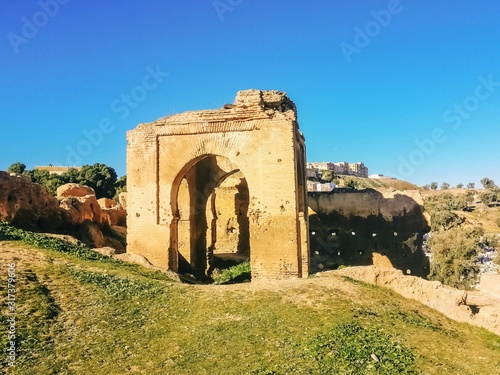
[128,90,298,139]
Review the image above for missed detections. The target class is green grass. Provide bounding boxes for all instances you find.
[1,224,500,374]
[307,322,418,374]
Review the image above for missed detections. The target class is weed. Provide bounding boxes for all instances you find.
[212,261,251,284]
[307,322,419,374]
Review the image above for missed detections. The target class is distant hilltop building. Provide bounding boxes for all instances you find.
[307,161,368,178]
[34,165,81,176]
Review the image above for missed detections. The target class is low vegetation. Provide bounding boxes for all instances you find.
[307,322,418,374]
[423,191,500,288]
[427,227,484,289]
[212,261,251,284]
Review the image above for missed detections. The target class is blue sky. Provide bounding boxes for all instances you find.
[1,0,499,187]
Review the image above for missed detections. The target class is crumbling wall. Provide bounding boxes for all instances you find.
[308,189,431,277]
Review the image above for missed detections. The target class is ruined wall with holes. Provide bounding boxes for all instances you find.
[126,90,309,279]
[308,189,431,277]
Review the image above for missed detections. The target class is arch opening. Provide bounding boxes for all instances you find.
[170,155,250,281]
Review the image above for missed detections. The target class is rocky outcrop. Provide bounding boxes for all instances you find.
[57,183,95,198]
[98,198,126,226]
[59,194,103,226]
[330,266,500,336]
[0,173,126,252]
[56,184,126,251]
[0,172,63,231]
[57,186,126,228]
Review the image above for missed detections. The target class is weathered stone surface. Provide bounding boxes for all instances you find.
[118,192,127,210]
[57,183,95,198]
[0,171,63,231]
[59,195,103,226]
[97,198,118,209]
[480,273,500,299]
[331,266,500,336]
[0,175,125,252]
[308,189,431,277]
[101,206,126,227]
[126,89,308,279]
[111,225,127,238]
[79,221,105,248]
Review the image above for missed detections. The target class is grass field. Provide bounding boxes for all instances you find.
[1,237,500,374]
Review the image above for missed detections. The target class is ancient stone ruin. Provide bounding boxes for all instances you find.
[126,90,309,279]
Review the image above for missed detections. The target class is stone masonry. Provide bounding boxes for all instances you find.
[126,90,309,279]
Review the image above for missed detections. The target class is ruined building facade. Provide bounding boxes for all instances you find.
[126,90,309,279]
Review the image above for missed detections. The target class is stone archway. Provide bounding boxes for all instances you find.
[126,89,309,280]
[170,155,249,278]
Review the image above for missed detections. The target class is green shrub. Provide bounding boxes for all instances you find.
[307,322,418,374]
[212,262,251,284]
[428,226,484,289]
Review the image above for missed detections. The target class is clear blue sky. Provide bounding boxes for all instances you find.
[1,0,499,187]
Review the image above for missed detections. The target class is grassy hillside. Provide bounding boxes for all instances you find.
[335,176,420,191]
[1,230,500,374]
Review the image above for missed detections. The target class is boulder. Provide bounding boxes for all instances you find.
[97,198,118,209]
[101,206,126,227]
[57,183,95,198]
[59,195,103,226]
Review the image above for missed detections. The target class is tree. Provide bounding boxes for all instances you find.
[320,170,334,183]
[430,210,462,231]
[479,191,494,206]
[422,185,431,191]
[60,167,81,184]
[7,162,26,174]
[430,182,438,190]
[481,177,496,190]
[441,182,450,190]
[77,163,118,198]
[114,175,127,200]
[467,182,475,189]
[22,169,64,195]
[456,183,463,189]
[344,178,359,189]
[428,226,484,289]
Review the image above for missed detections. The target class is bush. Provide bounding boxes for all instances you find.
[428,226,484,289]
[7,162,26,174]
[307,322,418,375]
[212,262,251,284]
